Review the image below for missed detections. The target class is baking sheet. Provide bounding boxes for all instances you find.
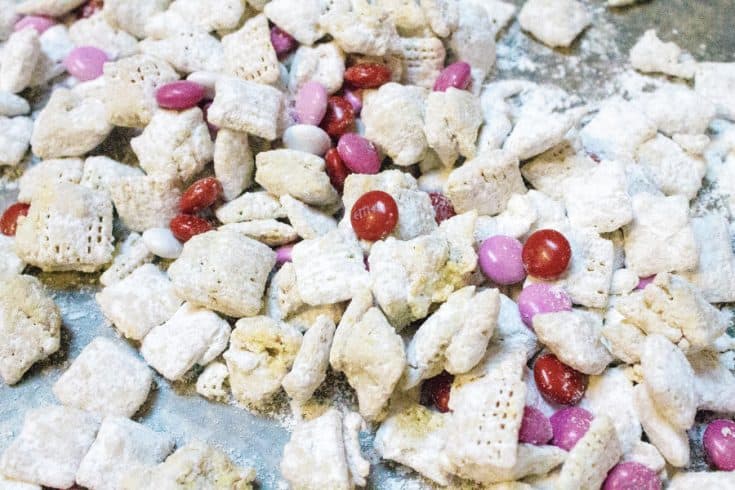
[1,1,734,488]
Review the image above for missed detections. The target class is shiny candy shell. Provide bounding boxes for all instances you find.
[14,16,56,34]
[433,61,472,92]
[337,133,381,174]
[142,227,183,259]
[282,124,331,156]
[550,407,593,450]
[156,81,206,110]
[295,81,328,126]
[517,284,572,328]
[703,419,735,471]
[602,462,662,490]
[63,46,109,82]
[478,235,526,285]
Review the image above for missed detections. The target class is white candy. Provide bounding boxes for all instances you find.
[282,124,332,156]
[142,228,184,259]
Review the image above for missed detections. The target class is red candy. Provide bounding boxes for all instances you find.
[76,0,103,18]
[429,192,456,224]
[320,96,355,138]
[344,63,391,89]
[522,229,572,279]
[421,371,454,413]
[179,177,222,213]
[350,190,398,241]
[325,148,351,192]
[170,214,213,242]
[533,354,587,405]
[0,202,30,236]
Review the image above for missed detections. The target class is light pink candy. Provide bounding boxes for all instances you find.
[343,89,362,114]
[337,133,381,174]
[14,16,56,34]
[270,26,297,58]
[276,244,294,264]
[64,46,108,81]
[295,81,328,126]
[433,61,472,92]
[636,275,655,290]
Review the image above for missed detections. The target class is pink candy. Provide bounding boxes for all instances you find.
[295,81,328,126]
[343,89,362,115]
[636,275,655,290]
[63,46,108,81]
[550,407,593,451]
[14,16,56,34]
[517,284,573,328]
[337,133,381,174]
[156,81,206,110]
[703,419,735,471]
[603,462,661,490]
[478,235,526,285]
[518,406,553,445]
[433,61,472,92]
[276,244,295,265]
[270,26,297,58]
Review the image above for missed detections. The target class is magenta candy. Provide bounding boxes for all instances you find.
[478,235,526,285]
[433,61,472,92]
[276,244,294,265]
[636,275,655,290]
[295,81,328,126]
[271,26,297,58]
[517,284,573,328]
[343,89,362,114]
[63,46,108,81]
[703,419,735,470]
[602,462,661,490]
[14,16,56,34]
[550,407,593,451]
[156,81,206,110]
[518,406,553,445]
[337,133,381,174]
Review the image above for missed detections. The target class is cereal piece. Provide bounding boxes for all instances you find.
[623,193,698,277]
[214,129,253,201]
[470,0,515,34]
[131,108,213,182]
[76,417,174,490]
[424,88,482,166]
[445,374,527,472]
[17,158,84,203]
[28,25,74,87]
[207,76,283,140]
[556,415,622,490]
[0,116,33,167]
[288,42,346,94]
[633,384,690,467]
[68,13,138,60]
[681,214,735,303]
[30,89,112,159]
[80,156,144,197]
[362,83,428,167]
[579,98,656,161]
[321,0,398,56]
[395,36,445,89]
[635,134,706,199]
[282,409,368,489]
[222,14,278,84]
[215,191,286,223]
[255,149,339,206]
[533,310,613,375]
[53,337,153,417]
[0,474,40,490]
[102,54,179,128]
[689,350,735,414]
[454,443,567,484]
[15,183,114,272]
[0,91,30,117]
[474,192,538,241]
[280,195,337,239]
[695,62,735,120]
[121,441,256,490]
[330,307,406,420]
[139,29,224,74]
[141,303,231,381]
[520,140,596,201]
[109,175,182,233]
[630,30,696,79]
[224,316,302,407]
[640,84,715,136]
[377,0,429,36]
[15,0,85,15]
[282,315,335,402]
[374,404,451,486]
[601,307,646,364]
[220,219,298,247]
[622,441,665,474]
[99,233,153,287]
[341,170,436,241]
[610,268,639,296]
[562,160,633,233]
[518,0,591,48]
[672,133,710,154]
[640,334,696,430]
[405,286,499,388]
[167,0,245,32]
[168,229,276,317]
[0,275,60,385]
[446,149,525,216]
[669,472,735,490]
[494,294,538,359]
[103,0,170,39]
[0,0,18,41]
[196,361,229,401]
[503,111,574,161]
[0,406,100,488]
[97,263,182,340]
[0,29,40,94]
[448,2,494,78]
[265,262,306,322]
[580,367,641,453]
[292,228,369,306]
[0,235,25,280]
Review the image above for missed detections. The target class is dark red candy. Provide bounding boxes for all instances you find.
[421,371,454,413]
[320,96,355,138]
[179,177,222,213]
[350,190,399,241]
[534,354,587,406]
[344,63,391,89]
[325,148,351,193]
[522,229,572,280]
[429,192,456,224]
[0,202,30,236]
[170,214,213,243]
